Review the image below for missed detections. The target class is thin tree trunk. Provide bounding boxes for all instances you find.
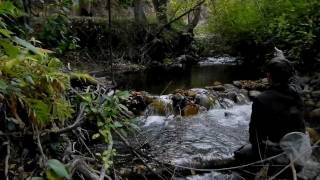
[185,5,202,33]
[21,0,30,25]
[134,0,147,25]
[152,0,168,25]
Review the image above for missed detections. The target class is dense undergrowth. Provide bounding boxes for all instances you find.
[0,1,135,179]
[204,0,320,67]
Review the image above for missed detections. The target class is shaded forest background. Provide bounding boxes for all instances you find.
[11,0,320,69]
[1,0,320,179]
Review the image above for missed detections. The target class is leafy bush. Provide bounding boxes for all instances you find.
[206,0,320,64]
[39,0,79,53]
[0,1,136,178]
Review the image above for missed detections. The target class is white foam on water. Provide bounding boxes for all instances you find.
[143,115,166,127]
[207,103,252,128]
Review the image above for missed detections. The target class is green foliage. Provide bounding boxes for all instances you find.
[0,1,73,127]
[47,159,70,180]
[119,0,134,7]
[0,1,137,178]
[206,0,320,62]
[39,0,79,53]
[167,0,201,30]
[76,89,133,168]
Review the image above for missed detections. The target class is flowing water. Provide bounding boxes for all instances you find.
[136,99,252,164]
[125,57,256,179]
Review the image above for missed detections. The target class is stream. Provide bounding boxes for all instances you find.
[115,56,259,94]
[120,57,254,179]
[115,56,320,179]
[138,102,251,163]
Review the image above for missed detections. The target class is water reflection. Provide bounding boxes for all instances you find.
[116,64,258,94]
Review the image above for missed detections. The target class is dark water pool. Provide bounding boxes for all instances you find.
[115,64,259,94]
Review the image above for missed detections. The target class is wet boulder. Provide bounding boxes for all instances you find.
[232,79,269,90]
[127,91,155,115]
[195,94,216,110]
[146,99,173,116]
[172,93,188,114]
[249,90,262,99]
[182,103,200,116]
[206,85,225,91]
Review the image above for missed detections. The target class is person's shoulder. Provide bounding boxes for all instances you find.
[255,89,280,105]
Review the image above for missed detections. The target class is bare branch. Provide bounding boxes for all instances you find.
[4,140,10,180]
[45,105,86,135]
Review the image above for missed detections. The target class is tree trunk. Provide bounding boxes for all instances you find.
[79,0,92,16]
[185,5,202,33]
[21,0,31,25]
[134,0,147,25]
[152,0,168,25]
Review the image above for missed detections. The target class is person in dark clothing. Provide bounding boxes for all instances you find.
[249,57,306,158]
[234,57,308,178]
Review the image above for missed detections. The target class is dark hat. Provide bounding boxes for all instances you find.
[265,57,294,84]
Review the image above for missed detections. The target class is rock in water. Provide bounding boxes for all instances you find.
[249,90,261,99]
[195,94,216,110]
[147,100,172,116]
[183,104,200,116]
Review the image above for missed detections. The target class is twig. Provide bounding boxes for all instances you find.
[170,167,176,180]
[47,105,85,135]
[290,158,297,180]
[160,81,173,96]
[165,152,285,172]
[76,130,96,160]
[72,159,99,180]
[269,140,320,180]
[4,140,10,180]
[33,124,47,167]
[113,128,166,180]
[98,167,105,180]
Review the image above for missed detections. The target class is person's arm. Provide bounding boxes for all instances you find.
[249,99,265,148]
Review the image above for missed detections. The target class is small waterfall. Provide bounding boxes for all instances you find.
[144,95,174,117]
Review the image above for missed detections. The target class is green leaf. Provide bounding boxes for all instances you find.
[0,39,19,57]
[0,28,13,38]
[26,99,51,124]
[113,121,123,128]
[0,80,8,91]
[115,91,130,99]
[12,36,45,56]
[25,76,35,85]
[46,169,63,180]
[47,159,69,179]
[92,133,100,139]
[28,177,45,180]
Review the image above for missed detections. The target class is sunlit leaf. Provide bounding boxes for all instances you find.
[113,121,123,128]
[0,28,13,38]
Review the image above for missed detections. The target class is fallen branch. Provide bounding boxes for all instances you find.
[44,104,85,135]
[98,167,105,180]
[4,140,10,180]
[72,159,99,180]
